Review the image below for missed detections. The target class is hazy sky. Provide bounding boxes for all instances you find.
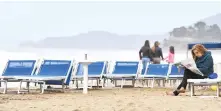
[0,1,220,47]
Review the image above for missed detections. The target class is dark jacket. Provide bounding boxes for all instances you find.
[195,51,214,77]
[152,47,163,59]
[139,46,153,61]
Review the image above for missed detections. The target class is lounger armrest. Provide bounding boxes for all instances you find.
[0,76,15,79]
[105,74,137,77]
[187,79,221,84]
[14,76,66,81]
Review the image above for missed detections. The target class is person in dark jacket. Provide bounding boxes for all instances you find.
[151,41,163,64]
[139,40,153,69]
[167,44,214,96]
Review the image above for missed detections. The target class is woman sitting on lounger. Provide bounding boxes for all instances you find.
[167,44,214,96]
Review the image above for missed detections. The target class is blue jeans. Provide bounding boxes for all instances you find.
[142,57,150,70]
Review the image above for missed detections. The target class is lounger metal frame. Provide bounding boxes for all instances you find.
[0,60,38,94]
[188,79,221,97]
[17,59,74,94]
[105,61,140,88]
[72,61,107,89]
[137,64,169,88]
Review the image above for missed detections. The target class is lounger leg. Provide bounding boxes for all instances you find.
[140,79,143,87]
[169,80,172,87]
[175,79,179,87]
[62,80,65,93]
[109,79,113,87]
[157,80,161,87]
[155,80,158,87]
[25,81,28,89]
[96,79,99,88]
[27,82,30,93]
[113,79,115,86]
[151,78,155,88]
[108,78,114,87]
[105,78,107,87]
[217,83,220,97]
[105,78,108,87]
[115,80,117,87]
[172,80,175,87]
[134,79,138,87]
[140,80,144,87]
[99,78,101,84]
[190,83,193,97]
[158,80,161,87]
[146,80,149,87]
[90,80,93,88]
[102,78,104,88]
[219,83,221,97]
[73,80,76,88]
[17,81,23,94]
[3,81,7,94]
[218,83,220,97]
[188,83,191,91]
[132,78,135,87]
[156,80,159,87]
[72,80,75,85]
[162,79,166,87]
[40,83,42,92]
[124,79,126,87]
[76,80,79,89]
[179,79,182,86]
[41,82,46,94]
[121,78,124,88]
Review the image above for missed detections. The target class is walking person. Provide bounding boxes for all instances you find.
[139,40,153,69]
[164,46,175,64]
[151,41,163,64]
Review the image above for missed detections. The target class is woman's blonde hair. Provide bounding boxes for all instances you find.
[151,41,160,53]
[191,44,207,60]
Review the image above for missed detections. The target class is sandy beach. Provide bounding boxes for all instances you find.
[0,88,221,111]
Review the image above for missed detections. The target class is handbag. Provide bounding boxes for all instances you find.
[208,73,218,79]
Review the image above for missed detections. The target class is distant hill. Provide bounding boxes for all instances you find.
[19,31,166,49]
[20,31,168,49]
[20,14,221,50]
[203,13,221,27]
[164,13,221,49]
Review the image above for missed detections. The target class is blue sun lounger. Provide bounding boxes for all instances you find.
[15,59,74,94]
[166,65,184,87]
[73,61,107,88]
[168,65,184,78]
[104,61,139,88]
[0,60,37,94]
[138,64,169,88]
